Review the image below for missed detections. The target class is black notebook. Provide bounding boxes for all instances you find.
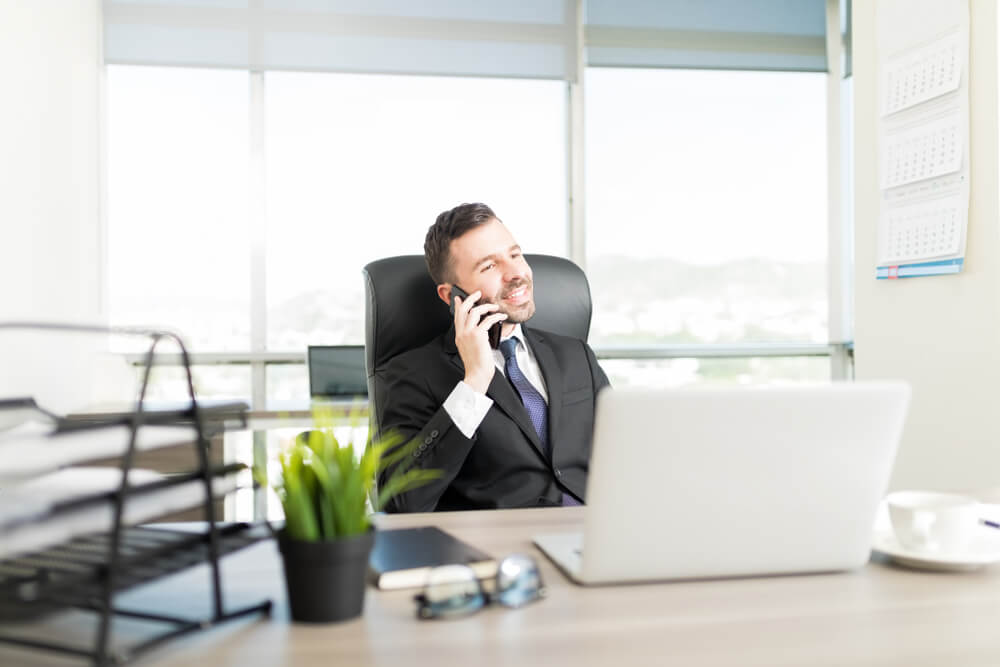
[368,526,496,590]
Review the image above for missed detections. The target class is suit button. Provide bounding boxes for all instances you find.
[424,436,433,444]
[430,429,439,437]
[412,451,420,458]
[419,443,428,452]
[554,469,563,478]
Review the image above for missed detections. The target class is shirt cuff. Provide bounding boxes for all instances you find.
[443,381,494,439]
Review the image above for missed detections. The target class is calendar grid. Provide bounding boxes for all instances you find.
[877,26,968,278]
[883,33,961,115]
[880,197,963,265]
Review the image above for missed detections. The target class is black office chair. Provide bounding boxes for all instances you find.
[362,254,593,436]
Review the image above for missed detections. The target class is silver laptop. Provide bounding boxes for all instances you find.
[534,382,911,585]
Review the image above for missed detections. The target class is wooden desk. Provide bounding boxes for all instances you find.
[4,507,1000,666]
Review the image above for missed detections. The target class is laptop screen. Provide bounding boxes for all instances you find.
[307,345,368,399]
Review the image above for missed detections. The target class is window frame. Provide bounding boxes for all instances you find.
[107,0,854,407]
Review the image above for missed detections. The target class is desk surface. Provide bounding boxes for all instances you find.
[4,506,1000,666]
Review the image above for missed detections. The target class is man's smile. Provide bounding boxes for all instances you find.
[502,284,531,305]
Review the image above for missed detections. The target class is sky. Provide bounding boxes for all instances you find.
[585,67,828,265]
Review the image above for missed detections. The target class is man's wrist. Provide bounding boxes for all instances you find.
[464,370,492,395]
[444,381,494,439]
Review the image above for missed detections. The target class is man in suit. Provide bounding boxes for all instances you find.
[378,203,610,512]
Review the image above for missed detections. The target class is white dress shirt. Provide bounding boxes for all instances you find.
[443,324,548,438]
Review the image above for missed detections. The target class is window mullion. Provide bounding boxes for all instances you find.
[567,0,586,268]
[249,70,267,409]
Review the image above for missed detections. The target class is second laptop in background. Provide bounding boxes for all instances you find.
[308,345,368,403]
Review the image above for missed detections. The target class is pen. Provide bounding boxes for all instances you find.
[981,519,1000,529]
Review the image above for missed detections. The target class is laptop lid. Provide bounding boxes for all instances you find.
[307,345,368,399]
[574,382,910,584]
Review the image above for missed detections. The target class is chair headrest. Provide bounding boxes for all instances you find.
[363,254,592,374]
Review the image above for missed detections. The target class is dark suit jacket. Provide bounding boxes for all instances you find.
[377,325,610,512]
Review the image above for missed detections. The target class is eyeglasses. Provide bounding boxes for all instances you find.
[414,553,547,620]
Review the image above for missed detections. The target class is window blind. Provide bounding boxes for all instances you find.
[584,0,828,73]
[103,0,579,80]
[104,0,834,78]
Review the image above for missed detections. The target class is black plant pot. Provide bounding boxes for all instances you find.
[277,528,375,623]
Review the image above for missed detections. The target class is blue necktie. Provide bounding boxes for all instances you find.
[499,337,548,451]
[499,338,582,507]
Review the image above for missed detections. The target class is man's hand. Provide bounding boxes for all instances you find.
[454,290,507,394]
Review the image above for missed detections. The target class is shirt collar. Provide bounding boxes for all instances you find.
[499,323,525,349]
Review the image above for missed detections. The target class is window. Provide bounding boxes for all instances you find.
[136,365,252,402]
[106,66,250,353]
[106,67,568,400]
[585,68,829,357]
[264,72,568,351]
[106,63,839,399]
[601,357,832,387]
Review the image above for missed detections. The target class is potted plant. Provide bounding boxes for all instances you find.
[256,408,438,623]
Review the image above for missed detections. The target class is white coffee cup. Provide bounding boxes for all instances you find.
[886,491,979,553]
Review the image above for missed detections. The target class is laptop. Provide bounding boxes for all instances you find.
[534,382,911,585]
[307,345,368,402]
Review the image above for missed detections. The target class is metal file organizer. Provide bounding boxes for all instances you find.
[0,323,273,666]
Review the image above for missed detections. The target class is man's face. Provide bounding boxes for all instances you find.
[447,217,535,324]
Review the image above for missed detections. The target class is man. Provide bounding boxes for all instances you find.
[378,203,610,512]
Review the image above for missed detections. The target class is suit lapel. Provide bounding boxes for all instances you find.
[486,372,547,461]
[443,326,547,460]
[525,327,562,455]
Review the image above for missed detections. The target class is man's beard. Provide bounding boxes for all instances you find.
[492,279,535,323]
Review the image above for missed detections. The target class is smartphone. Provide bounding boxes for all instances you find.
[449,285,502,349]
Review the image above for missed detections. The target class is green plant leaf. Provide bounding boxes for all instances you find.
[376,468,443,511]
[304,445,338,538]
[376,432,429,480]
[257,414,440,541]
[280,447,320,540]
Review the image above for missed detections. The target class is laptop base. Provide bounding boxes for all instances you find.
[533,533,585,584]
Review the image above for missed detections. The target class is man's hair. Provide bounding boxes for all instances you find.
[424,203,497,284]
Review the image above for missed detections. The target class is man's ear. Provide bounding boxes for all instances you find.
[436,283,452,306]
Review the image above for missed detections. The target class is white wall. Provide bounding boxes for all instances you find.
[854,0,1000,492]
[0,0,106,413]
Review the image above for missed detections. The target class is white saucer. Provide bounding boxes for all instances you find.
[871,526,1000,571]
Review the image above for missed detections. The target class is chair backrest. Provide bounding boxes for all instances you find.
[362,254,593,433]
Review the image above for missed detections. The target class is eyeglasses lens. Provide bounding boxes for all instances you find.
[418,565,485,619]
[494,554,545,608]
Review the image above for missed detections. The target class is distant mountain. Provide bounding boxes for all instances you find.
[114,255,829,351]
[586,255,828,345]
